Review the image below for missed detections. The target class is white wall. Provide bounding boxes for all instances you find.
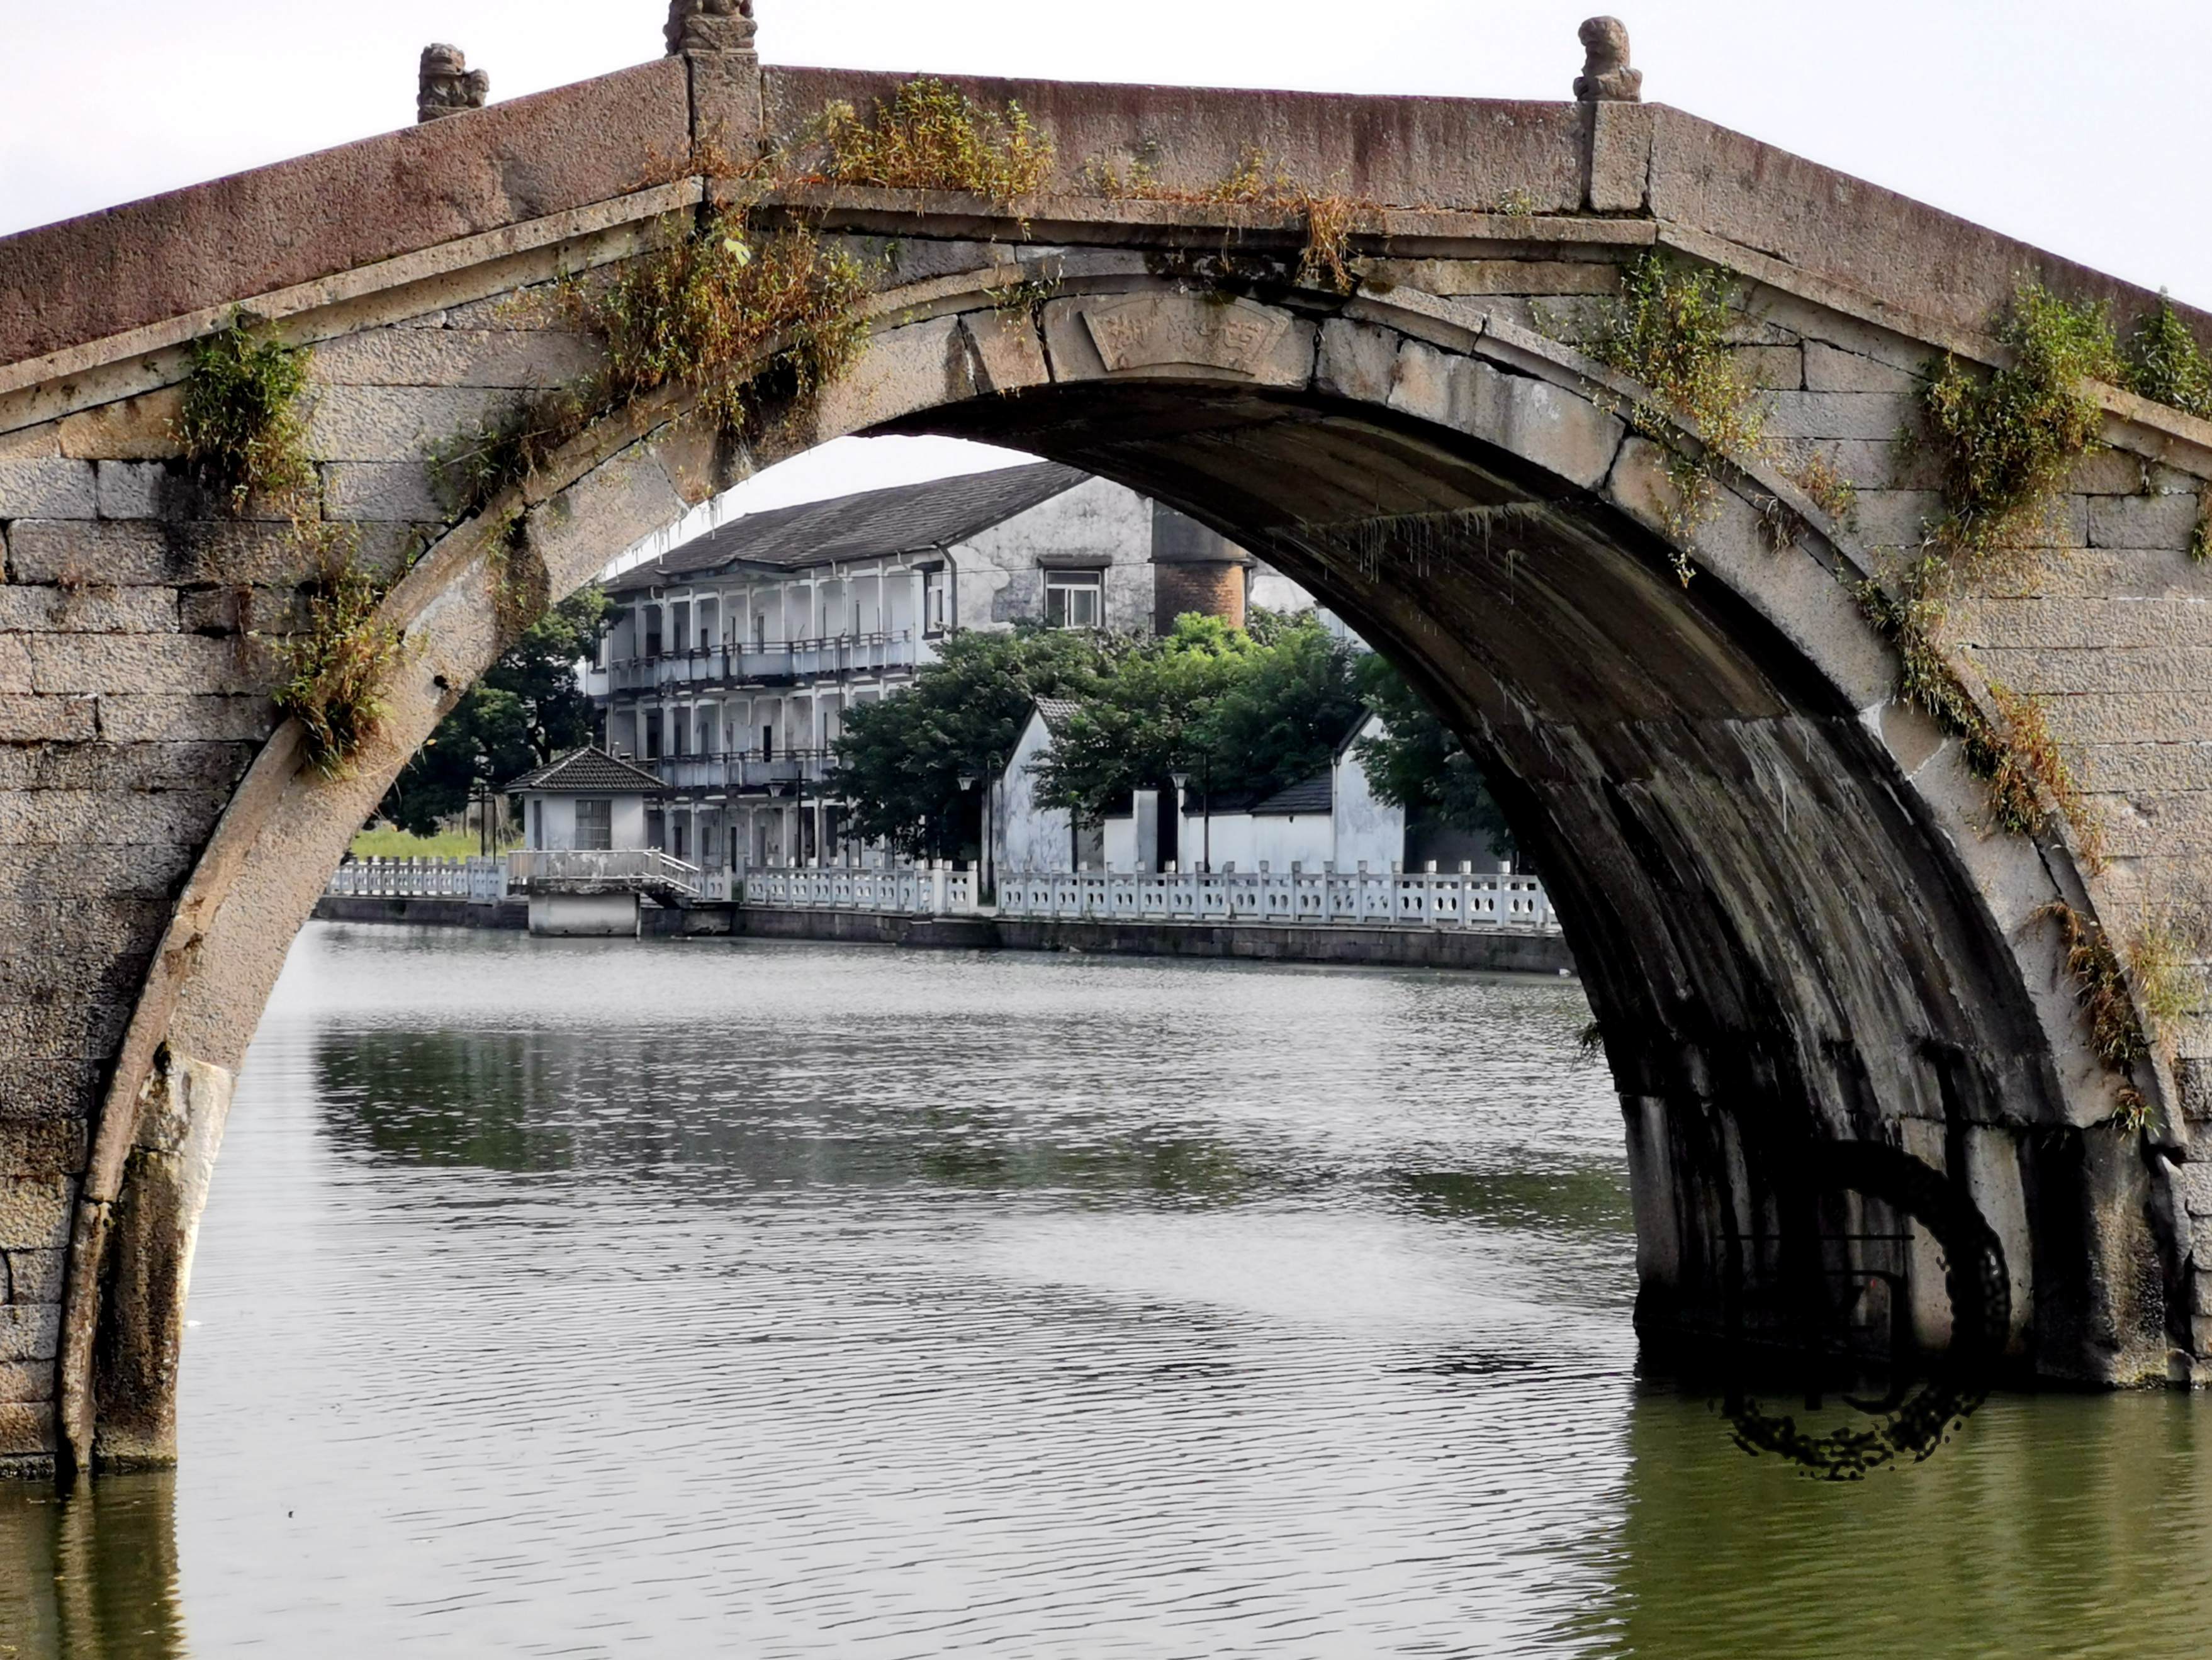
[519,792,652,851]
[997,709,1077,873]
[1334,715,1405,872]
[1251,812,1336,872]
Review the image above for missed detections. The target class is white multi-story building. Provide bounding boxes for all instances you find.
[589,463,1299,869]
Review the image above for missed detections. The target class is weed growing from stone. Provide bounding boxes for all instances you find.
[814,79,1055,207]
[1087,144,1364,294]
[2194,505,2212,564]
[1588,254,1772,580]
[175,311,315,515]
[272,530,408,780]
[1855,559,2103,865]
[2122,294,2212,420]
[2038,900,2160,1129]
[1783,449,1859,526]
[428,212,870,526]
[1920,283,2118,563]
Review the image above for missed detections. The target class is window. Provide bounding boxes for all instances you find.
[923,567,950,635]
[576,799,612,851]
[1045,571,1104,630]
[645,711,663,760]
[531,799,543,850]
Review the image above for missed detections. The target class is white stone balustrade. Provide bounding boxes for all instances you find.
[993,868,1558,931]
[325,856,508,900]
[741,864,977,916]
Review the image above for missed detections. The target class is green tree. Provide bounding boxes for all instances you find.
[1354,654,1519,863]
[829,626,1113,858]
[1192,614,1365,801]
[1031,615,1255,821]
[378,588,609,836]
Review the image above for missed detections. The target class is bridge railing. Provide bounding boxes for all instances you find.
[325,856,508,900]
[994,868,1559,932]
[739,864,976,916]
[507,849,703,897]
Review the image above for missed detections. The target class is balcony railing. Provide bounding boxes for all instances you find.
[649,749,835,793]
[603,631,919,693]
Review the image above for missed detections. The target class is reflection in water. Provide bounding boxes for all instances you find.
[2,924,2209,1656]
[0,1474,184,1659]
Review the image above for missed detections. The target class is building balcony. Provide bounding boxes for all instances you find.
[648,749,836,795]
[604,631,921,694]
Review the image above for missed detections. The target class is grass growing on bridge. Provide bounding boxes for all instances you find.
[1919,283,2118,563]
[812,79,1056,208]
[1084,143,1362,294]
[272,532,408,781]
[175,311,314,515]
[2122,295,2212,420]
[2036,901,2184,1131]
[1588,254,1774,579]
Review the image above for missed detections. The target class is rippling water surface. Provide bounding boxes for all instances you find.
[6,924,2212,1657]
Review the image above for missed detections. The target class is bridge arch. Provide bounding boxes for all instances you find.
[6,52,2209,1476]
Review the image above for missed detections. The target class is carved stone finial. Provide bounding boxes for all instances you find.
[666,0,758,56]
[418,45,490,122]
[1574,17,1643,103]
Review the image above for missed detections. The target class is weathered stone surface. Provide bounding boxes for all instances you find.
[322,461,447,522]
[1760,391,1918,441]
[1359,258,1620,297]
[417,43,490,124]
[0,1122,88,1179]
[0,1178,72,1252]
[306,384,511,463]
[2073,744,2212,794]
[1801,342,1921,394]
[313,327,602,390]
[6,1251,64,1304]
[0,584,177,632]
[0,59,692,365]
[1732,344,1802,390]
[1951,597,2212,650]
[0,1402,55,1456]
[2087,492,2201,550]
[93,695,274,744]
[1586,99,1652,211]
[0,460,96,518]
[0,637,28,694]
[0,788,223,846]
[0,1063,104,1123]
[25,634,268,697]
[0,1002,131,1061]
[94,460,174,520]
[0,843,196,900]
[1969,646,2212,695]
[0,1363,52,1405]
[0,1308,60,1365]
[1315,317,1400,405]
[0,740,254,794]
[57,388,186,461]
[8,519,328,587]
[0,696,98,743]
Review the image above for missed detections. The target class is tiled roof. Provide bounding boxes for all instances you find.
[1250,774,1334,817]
[608,463,1091,594]
[503,746,668,795]
[1034,696,1086,737]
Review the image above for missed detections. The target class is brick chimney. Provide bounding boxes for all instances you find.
[1150,505,1254,634]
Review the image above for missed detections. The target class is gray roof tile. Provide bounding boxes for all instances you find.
[505,746,668,795]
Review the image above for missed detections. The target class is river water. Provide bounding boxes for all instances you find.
[4,923,2211,1657]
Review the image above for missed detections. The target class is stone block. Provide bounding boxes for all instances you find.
[93,694,275,744]
[180,586,310,636]
[95,460,173,520]
[0,637,27,694]
[0,1402,56,1457]
[0,843,196,900]
[0,459,96,519]
[0,1307,59,1364]
[0,1003,132,1061]
[2070,450,2150,495]
[58,388,186,461]
[0,696,98,743]
[1968,644,2212,696]
[1357,258,1620,298]
[322,462,446,522]
[0,1362,52,1405]
[25,633,269,697]
[1733,345,1802,390]
[305,384,510,463]
[1950,597,2212,651]
[1803,342,1922,394]
[1587,101,1653,213]
[0,1121,89,1179]
[312,327,602,390]
[1067,293,1314,389]
[957,312,1052,400]
[2187,1160,2212,1219]
[1315,318,1398,405]
[1459,359,1625,490]
[2041,693,2212,746]
[5,1252,64,1304]
[2072,744,2212,794]
[0,1063,103,1124]
[0,585,179,632]
[0,427,59,461]
[1760,391,1917,442]
[6,519,317,587]
[1850,490,1945,549]
[1792,437,1943,494]
[0,787,223,848]
[2088,492,2201,551]
[0,1178,70,1252]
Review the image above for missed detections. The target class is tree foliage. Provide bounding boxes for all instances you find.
[378,587,609,836]
[829,627,1111,859]
[1353,656,1518,862]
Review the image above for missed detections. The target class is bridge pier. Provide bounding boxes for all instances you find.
[528,892,643,937]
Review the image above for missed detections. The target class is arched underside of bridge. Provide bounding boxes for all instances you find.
[5,55,2212,1476]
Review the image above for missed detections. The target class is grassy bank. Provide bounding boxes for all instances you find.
[349,829,516,860]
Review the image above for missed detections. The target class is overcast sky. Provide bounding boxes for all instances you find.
[4,0,2203,515]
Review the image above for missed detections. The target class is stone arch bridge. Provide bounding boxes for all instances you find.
[3,16,2211,1479]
